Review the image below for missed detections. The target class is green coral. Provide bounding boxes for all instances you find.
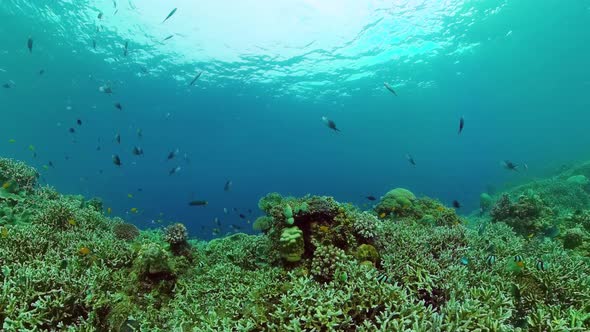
[283,204,294,225]
[355,244,379,264]
[279,226,304,262]
[310,244,348,282]
[375,188,416,217]
[480,192,493,211]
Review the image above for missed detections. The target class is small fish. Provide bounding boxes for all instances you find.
[2,81,15,89]
[169,166,181,175]
[127,194,133,198]
[137,128,143,138]
[212,228,220,235]
[27,36,33,53]
[39,69,45,75]
[188,200,208,206]
[452,200,461,209]
[163,35,174,41]
[321,116,340,132]
[68,218,77,226]
[214,217,221,226]
[79,247,91,256]
[458,116,464,134]
[524,163,529,171]
[2,181,12,189]
[535,259,546,271]
[1,227,8,238]
[98,84,113,94]
[77,119,82,126]
[115,134,121,144]
[8,139,16,143]
[477,223,487,236]
[513,255,525,268]
[239,214,246,219]
[112,154,122,166]
[486,255,496,265]
[114,102,123,111]
[42,165,49,170]
[69,128,76,134]
[406,154,416,166]
[383,82,397,96]
[162,8,178,23]
[167,149,179,160]
[365,195,377,201]
[123,41,128,57]
[460,257,469,265]
[130,207,138,213]
[189,72,202,86]
[92,40,96,49]
[502,160,519,172]
[28,145,35,152]
[48,161,54,168]
[98,12,103,19]
[375,272,391,283]
[543,225,560,238]
[107,207,112,214]
[132,146,144,156]
[223,208,228,214]
[224,180,232,192]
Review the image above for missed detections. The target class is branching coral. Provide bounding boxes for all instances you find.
[310,244,348,282]
[113,222,140,241]
[0,158,38,193]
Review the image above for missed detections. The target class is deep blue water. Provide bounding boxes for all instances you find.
[1,0,589,239]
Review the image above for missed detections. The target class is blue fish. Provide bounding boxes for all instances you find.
[162,8,177,23]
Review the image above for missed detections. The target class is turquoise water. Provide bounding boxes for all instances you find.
[1,0,589,238]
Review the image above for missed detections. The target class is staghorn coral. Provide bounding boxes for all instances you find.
[491,191,553,236]
[0,158,38,193]
[352,211,379,239]
[1,157,590,331]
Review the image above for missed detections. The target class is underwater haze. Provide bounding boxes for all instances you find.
[1,0,589,239]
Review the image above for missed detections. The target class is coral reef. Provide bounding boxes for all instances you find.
[113,222,140,241]
[1,158,589,331]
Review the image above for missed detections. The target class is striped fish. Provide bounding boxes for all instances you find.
[486,255,496,265]
[535,259,546,271]
[375,273,391,283]
[514,255,524,263]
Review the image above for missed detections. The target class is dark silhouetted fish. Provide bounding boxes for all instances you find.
[115,133,121,144]
[406,154,416,166]
[459,116,464,134]
[322,116,340,132]
[69,128,75,133]
[452,200,461,208]
[239,214,246,219]
[77,119,82,126]
[2,81,15,89]
[39,69,45,75]
[383,82,397,96]
[48,161,54,168]
[163,35,174,41]
[188,200,208,206]
[162,8,178,23]
[132,146,144,156]
[502,160,519,172]
[112,154,122,166]
[27,37,33,53]
[92,40,96,49]
[167,149,179,160]
[114,102,123,110]
[189,72,202,86]
[365,195,377,201]
[169,166,181,175]
[123,41,128,57]
[98,12,103,19]
[224,180,232,192]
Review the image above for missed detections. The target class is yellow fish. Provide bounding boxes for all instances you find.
[130,207,138,213]
[127,194,133,199]
[68,218,77,226]
[28,145,35,152]
[42,165,49,170]
[107,207,112,214]
[79,247,91,255]
[2,181,11,189]
[1,227,8,238]
[8,139,16,144]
